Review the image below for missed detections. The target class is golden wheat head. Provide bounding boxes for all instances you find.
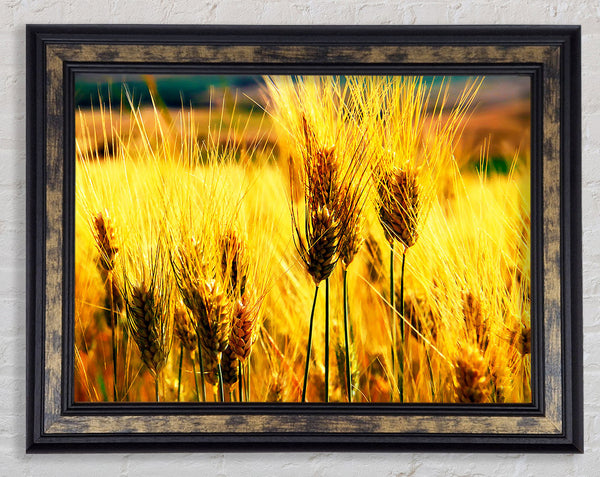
[125,281,172,377]
[266,77,370,284]
[339,213,364,269]
[462,291,488,351]
[93,210,119,272]
[376,167,421,248]
[220,229,248,298]
[174,305,198,353]
[452,344,492,403]
[194,279,232,361]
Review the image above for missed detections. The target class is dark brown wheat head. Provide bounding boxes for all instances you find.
[93,210,119,273]
[220,230,248,298]
[376,167,421,249]
[229,290,260,362]
[220,344,240,390]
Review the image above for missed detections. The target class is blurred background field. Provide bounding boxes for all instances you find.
[75,74,530,168]
[74,74,531,403]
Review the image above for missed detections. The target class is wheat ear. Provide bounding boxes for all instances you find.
[220,344,240,397]
[452,344,492,403]
[377,168,421,249]
[125,281,172,401]
[229,292,259,362]
[220,231,248,297]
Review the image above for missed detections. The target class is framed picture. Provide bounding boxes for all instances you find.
[26,25,582,452]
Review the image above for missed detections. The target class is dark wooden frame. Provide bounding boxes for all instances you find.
[26,25,582,453]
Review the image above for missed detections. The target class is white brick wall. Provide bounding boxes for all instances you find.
[2,1,596,475]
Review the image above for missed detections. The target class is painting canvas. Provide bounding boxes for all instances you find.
[74,73,531,404]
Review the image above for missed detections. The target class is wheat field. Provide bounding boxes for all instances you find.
[74,75,531,403]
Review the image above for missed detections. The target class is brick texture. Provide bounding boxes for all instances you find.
[2,1,596,475]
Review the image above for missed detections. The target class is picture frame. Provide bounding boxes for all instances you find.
[26,25,582,453]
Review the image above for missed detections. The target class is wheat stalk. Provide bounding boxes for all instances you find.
[265,76,373,403]
[174,306,199,400]
[171,240,232,401]
[92,210,121,401]
[119,239,174,402]
[194,278,231,402]
[124,280,172,401]
[350,76,481,402]
[338,205,367,403]
[289,116,344,403]
[376,167,422,401]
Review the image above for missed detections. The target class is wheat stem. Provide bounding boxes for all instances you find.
[399,248,406,402]
[246,356,251,402]
[122,323,130,402]
[192,355,201,402]
[325,278,330,403]
[302,285,320,402]
[155,374,160,402]
[389,242,396,401]
[108,274,118,402]
[425,346,435,400]
[238,362,243,402]
[343,269,352,402]
[196,341,206,402]
[217,361,225,402]
[176,343,184,401]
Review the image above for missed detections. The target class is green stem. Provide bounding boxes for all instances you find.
[246,357,251,402]
[399,249,406,402]
[389,241,396,401]
[122,319,130,401]
[425,346,435,400]
[197,345,206,402]
[108,274,118,402]
[155,374,160,402]
[192,355,201,402]
[217,361,225,402]
[302,285,320,402]
[238,362,243,402]
[343,270,352,403]
[325,278,330,403]
[177,343,184,401]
